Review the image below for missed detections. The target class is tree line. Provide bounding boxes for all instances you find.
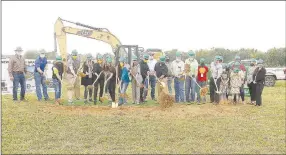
[22,47,285,67]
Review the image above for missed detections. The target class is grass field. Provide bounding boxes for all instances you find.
[1,81,286,154]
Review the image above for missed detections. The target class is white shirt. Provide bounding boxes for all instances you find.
[148,59,157,75]
[172,60,185,77]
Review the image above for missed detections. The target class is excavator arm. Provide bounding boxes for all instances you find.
[54,17,124,62]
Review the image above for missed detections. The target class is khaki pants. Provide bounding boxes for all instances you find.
[66,73,80,101]
[157,77,168,97]
[131,79,140,104]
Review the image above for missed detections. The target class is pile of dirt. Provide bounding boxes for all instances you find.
[158,91,175,109]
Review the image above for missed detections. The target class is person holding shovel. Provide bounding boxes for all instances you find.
[197,58,209,104]
[165,55,173,95]
[34,49,50,101]
[52,56,64,105]
[118,63,131,106]
[154,55,169,99]
[105,57,117,107]
[92,54,105,104]
[230,63,244,104]
[131,55,142,105]
[209,56,223,104]
[139,54,150,103]
[232,55,246,104]
[185,50,199,103]
[66,50,81,104]
[81,53,94,104]
[172,51,185,103]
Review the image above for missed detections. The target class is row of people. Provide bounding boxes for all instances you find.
[8,47,266,106]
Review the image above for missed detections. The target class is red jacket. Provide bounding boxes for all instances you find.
[197,66,208,82]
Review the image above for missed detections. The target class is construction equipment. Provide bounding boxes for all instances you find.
[54,18,144,105]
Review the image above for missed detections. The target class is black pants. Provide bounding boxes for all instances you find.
[84,86,93,100]
[209,77,221,103]
[140,76,146,102]
[248,82,256,102]
[234,86,245,102]
[94,78,104,101]
[255,83,264,106]
[108,79,116,102]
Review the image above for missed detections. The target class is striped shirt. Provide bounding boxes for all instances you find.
[8,55,26,77]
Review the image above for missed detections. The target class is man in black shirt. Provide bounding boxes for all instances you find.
[154,55,168,97]
[139,54,150,103]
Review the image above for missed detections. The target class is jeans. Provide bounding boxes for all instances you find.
[174,77,185,103]
[185,76,196,102]
[53,78,61,100]
[197,81,207,103]
[167,77,173,94]
[149,75,156,99]
[34,72,49,100]
[12,73,26,100]
[119,82,129,105]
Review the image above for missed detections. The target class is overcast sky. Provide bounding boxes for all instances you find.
[2,1,285,56]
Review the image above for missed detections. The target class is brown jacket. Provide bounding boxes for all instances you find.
[8,55,26,78]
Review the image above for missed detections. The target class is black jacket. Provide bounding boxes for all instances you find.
[93,63,105,81]
[139,60,150,79]
[81,61,94,86]
[154,62,168,78]
[253,67,266,84]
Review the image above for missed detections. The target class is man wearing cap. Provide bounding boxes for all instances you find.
[197,58,209,104]
[81,53,94,104]
[253,59,266,106]
[92,54,105,104]
[246,58,257,104]
[232,55,246,104]
[66,49,81,104]
[147,52,158,101]
[210,55,223,104]
[139,54,150,103]
[52,55,64,105]
[184,50,199,103]
[8,47,27,101]
[154,55,168,98]
[165,55,173,95]
[34,49,49,101]
[172,51,185,103]
[131,55,142,104]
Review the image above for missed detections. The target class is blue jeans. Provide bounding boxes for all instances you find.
[119,82,129,105]
[167,77,173,94]
[185,76,197,102]
[149,75,156,99]
[174,77,185,103]
[197,81,207,103]
[12,73,26,100]
[34,72,49,100]
[53,78,61,100]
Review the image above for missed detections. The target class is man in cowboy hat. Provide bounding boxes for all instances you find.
[34,49,50,101]
[8,46,27,102]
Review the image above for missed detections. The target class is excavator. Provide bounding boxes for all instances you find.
[54,17,144,105]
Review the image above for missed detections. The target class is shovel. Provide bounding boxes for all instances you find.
[87,71,103,89]
[99,72,113,102]
[214,78,222,94]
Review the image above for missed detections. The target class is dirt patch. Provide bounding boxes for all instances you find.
[39,102,242,119]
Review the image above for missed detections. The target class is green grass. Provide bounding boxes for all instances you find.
[1,81,286,154]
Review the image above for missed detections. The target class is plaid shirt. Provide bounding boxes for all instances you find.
[8,54,26,77]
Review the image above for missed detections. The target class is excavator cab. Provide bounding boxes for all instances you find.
[115,45,143,66]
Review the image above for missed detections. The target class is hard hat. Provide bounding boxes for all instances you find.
[160,55,166,62]
[56,55,62,61]
[188,50,195,56]
[132,55,138,61]
[200,58,205,63]
[235,55,241,60]
[176,51,182,56]
[71,50,78,55]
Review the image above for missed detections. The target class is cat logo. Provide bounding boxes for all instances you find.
[76,30,93,37]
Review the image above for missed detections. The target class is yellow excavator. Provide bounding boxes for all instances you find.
[54,17,144,104]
